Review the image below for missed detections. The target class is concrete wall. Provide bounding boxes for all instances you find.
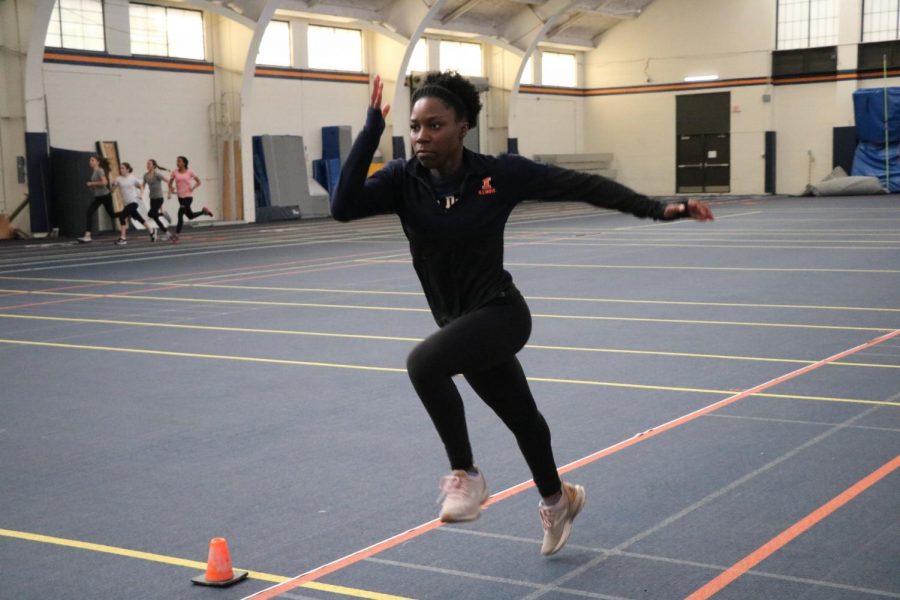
[5,0,900,233]
[0,0,31,227]
[582,0,900,195]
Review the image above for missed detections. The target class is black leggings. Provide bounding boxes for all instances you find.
[406,293,561,498]
[116,203,146,226]
[85,193,115,232]
[148,197,168,232]
[176,197,201,233]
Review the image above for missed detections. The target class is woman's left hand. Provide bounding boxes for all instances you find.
[371,74,391,119]
[665,199,714,221]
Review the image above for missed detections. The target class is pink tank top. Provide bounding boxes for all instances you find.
[172,168,196,198]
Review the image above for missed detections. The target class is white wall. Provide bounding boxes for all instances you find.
[43,65,218,217]
[582,0,900,195]
[0,0,29,224]
[516,95,582,157]
[15,0,900,235]
[250,77,369,168]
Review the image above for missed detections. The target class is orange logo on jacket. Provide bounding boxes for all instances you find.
[477,176,497,196]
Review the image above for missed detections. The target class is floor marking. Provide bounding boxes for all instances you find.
[0,231,407,275]
[0,289,892,333]
[6,276,899,314]
[0,249,404,311]
[0,338,895,406]
[243,522,447,600]
[242,330,900,600]
[0,528,412,600]
[684,454,900,600]
[529,313,892,333]
[706,412,900,433]
[508,261,900,274]
[363,557,630,600]
[3,313,895,370]
[519,405,887,600]
[520,240,900,251]
[508,232,900,242]
[437,529,900,599]
[0,313,423,343]
[0,339,408,374]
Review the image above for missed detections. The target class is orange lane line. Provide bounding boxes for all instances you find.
[1,260,377,310]
[207,260,390,284]
[245,328,900,600]
[246,520,444,600]
[1,295,102,311]
[685,454,900,600]
[148,248,387,283]
[0,249,396,310]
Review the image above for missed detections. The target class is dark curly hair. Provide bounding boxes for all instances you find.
[411,71,482,129]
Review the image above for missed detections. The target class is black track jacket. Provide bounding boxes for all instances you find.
[331,107,677,326]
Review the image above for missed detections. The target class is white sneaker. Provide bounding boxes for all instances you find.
[539,482,585,556]
[438,469,488,523]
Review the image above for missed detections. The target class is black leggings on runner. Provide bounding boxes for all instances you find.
[176,197,201,233]
[116,203,147,226]
[148,197,168,232]
[406,292,562,498]
[85,193,115,232]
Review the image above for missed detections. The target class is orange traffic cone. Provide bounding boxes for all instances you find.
[191,537,249,587]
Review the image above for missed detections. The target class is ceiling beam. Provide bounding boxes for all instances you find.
[544,10,585,38]
[441,0,484,24]
[574,0,641,18]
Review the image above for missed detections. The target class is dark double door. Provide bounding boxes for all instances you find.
[676,92,730,193]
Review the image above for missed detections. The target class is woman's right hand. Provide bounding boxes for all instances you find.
[371,74,390,119]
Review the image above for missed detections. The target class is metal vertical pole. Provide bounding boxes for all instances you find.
[884,55,890,191]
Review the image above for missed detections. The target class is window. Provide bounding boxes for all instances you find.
[863,0,900,42]
[406,39,427,74]
[520,56,534,85]
[438,40,482,76]
[308,25,362,71]
[776,0,838,49]
[256,20,290,66]
[46,0,105,52]
[858,39,900,69]
[541,51,576,87]
[772,46,837,76]
[130,3,204,60]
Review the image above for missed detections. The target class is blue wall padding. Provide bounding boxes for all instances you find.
[852,141,900,191]
[312,158,341,194]
[252,136,271,208]
[322,126,352,163]
[26,133,51,233]
[853,88,900,143]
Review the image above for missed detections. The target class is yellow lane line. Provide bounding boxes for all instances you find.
[0,313,422,343]
[514,241,900,251]
[527,295,900,313]
[0,338,406,373]
[524,343,899,370]
[1,338,896,406]
[365,259,900,274]
[530,313,892,332]
[3,278,898,313]
[0,289,430,313]
[0,528,413,600]
[525,377,900,407]
[506,261,900,274]
[0,290,892,333]
[1,313,896,369]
